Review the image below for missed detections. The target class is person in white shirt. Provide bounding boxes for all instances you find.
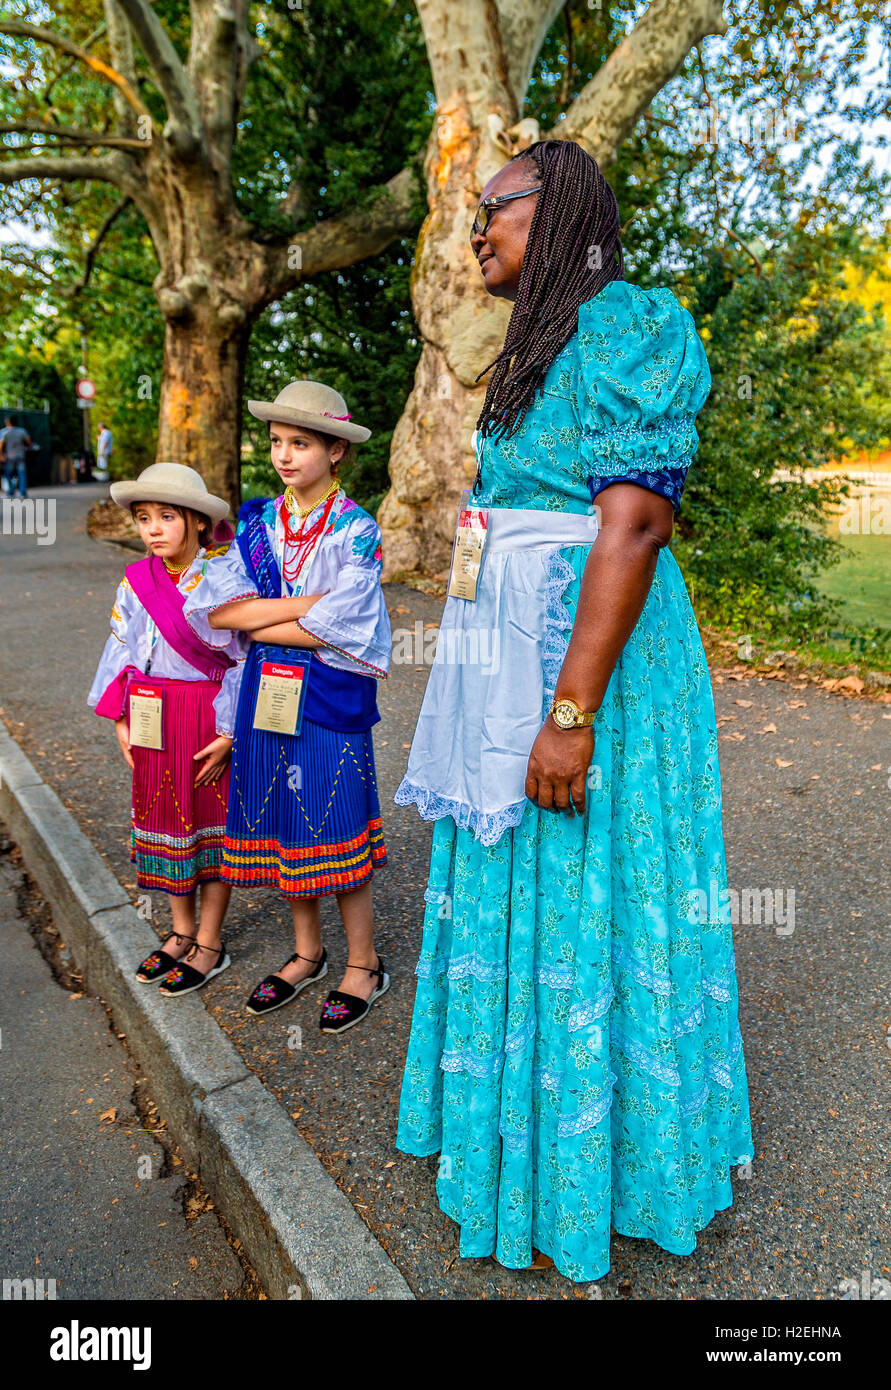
[96,423,113,480]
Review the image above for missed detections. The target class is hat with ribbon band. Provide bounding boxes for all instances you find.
[247,380,370,443]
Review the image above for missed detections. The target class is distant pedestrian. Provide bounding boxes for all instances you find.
[88,463,245,996]
[0,414,32,498]
[96,423,113,480]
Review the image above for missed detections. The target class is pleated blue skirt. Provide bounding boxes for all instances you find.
[223,645,387,896]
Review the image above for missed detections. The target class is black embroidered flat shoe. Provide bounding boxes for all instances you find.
[135,932,196,983]
[159,941,230,996]
[245,949,328,1016]
[319,955,390,1034]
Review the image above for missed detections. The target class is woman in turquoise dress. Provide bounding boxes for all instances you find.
[394,139,754,1284]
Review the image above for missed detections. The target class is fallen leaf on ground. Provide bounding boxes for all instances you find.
[99,1108,116,1123]
[837,676,865,693]
[775,759,794,768]
[734,699,754,707]
[761,723,778,733]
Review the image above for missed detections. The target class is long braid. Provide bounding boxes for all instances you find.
[476,140,624,441]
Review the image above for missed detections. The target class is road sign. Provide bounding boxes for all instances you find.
[77,399,95,409]
[76,378,96,401]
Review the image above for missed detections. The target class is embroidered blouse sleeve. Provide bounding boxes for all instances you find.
[212,649,248,737]
[87,578,136,709]
[296,512,391,679]
[181,544,258,650]
[572,282,711,514]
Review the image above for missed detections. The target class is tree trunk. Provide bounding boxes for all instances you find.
[378,0,729,580]
[376,2,532,578]
[155,296,253,508]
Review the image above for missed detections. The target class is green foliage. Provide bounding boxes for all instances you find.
[242,248,420,514]
[526,0,891,645]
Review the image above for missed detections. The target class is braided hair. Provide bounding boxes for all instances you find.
[475,139,624,441]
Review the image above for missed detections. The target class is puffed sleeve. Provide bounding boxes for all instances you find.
[572,281,711,513]
[212,652,248,737]
[87,578,137,712]
[296,511,391,679]
[181,544,259,649]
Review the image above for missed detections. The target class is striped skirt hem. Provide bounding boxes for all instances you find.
[222,818,387,896]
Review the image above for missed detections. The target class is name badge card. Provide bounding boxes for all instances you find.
[129,682,165,750]
[447,496,489,601]
[253,661,308,736]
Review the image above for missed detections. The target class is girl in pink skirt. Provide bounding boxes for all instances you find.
[88,462,247,995]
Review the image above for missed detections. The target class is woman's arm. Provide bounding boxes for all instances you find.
[249,622,323,648]
[525,484,675,815]
[208,593,323,631]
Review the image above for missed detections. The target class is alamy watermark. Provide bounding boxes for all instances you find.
[686,884,796,936]
[0,496,55,544]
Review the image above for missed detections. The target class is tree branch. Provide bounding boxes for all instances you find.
[415,0,516,115]
[257,162,422,307]
[495,0,566,109]
[0,120,150,150]
[115,0,202,145]
[0,19,151,119]
[187,0,255,167]
[721,223,763,276]
[64,195,132,294]
[103,0,139,134]
[551,0,729,165]
[0,155,131,190]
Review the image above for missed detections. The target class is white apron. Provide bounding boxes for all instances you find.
[394,506,599,846]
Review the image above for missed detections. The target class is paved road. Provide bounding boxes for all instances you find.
[0,820,252,1300]
[0,484,888,1300]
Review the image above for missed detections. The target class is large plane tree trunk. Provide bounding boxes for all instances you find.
[378,0,729,579]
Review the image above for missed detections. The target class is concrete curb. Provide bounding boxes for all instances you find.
[0,725,414,1301]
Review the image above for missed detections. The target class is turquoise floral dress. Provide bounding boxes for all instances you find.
[395,280,754,1283]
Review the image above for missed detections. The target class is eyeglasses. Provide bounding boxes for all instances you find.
[470,185,542,240]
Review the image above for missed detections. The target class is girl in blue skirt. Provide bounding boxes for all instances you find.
[183,381,391,1033]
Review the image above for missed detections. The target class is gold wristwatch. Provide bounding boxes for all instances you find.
[548,696,596,730]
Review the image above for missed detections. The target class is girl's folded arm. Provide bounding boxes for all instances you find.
[207,594,320,631]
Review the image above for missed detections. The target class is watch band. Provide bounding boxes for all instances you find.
[548,696,596,729]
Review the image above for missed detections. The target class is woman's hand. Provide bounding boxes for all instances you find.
[193,734,233,786]
[525,721,594,815]
[114,716,135,770]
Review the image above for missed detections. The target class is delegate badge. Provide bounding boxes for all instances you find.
[253,659,309,736]
[128,681,165,750]
[447,492,489,601]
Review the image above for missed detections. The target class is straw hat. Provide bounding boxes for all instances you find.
[247,380,370,443]
[109,462,230,524]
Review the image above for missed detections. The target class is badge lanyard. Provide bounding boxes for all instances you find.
[252,505,326,736]
[446,488,489,602]
[144,618,160,675]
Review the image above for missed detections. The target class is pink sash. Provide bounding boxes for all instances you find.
[94,555,234,719]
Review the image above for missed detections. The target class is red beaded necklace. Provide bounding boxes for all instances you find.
[279,485,339,585]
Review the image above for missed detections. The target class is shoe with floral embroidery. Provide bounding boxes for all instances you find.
[319,956,390,1034]
[159,940,230,996]
[245,949,328,1016]
[135,932,196,983]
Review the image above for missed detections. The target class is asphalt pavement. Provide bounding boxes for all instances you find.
[0,482,888,1300]
[0,821,252,1299]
